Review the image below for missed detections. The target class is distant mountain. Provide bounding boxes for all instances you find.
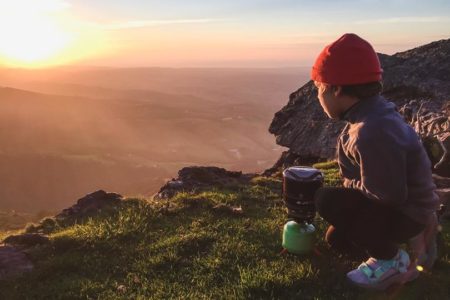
[0,66,309,213]
[0,67,308,106]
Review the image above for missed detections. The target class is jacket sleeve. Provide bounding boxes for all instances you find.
[346,132,408,207]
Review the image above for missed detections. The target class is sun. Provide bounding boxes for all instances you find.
[0,0,74,67]
[0,16,73,65]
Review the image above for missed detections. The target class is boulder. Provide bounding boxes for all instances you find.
[155,166,255,199]
[436,188,450,219]
[55,190,122,224]
[433,174,450,188]
[400,100,450,177]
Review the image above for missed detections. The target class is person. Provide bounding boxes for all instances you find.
[311,33,441,290]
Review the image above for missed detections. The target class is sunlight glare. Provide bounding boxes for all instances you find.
[0,0,74,66]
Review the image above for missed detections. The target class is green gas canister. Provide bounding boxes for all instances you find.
[282,221,316,255]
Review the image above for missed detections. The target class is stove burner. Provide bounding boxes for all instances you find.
[283,166,324,223]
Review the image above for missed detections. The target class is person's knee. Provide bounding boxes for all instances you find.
[324,225,345,248]
[324,225,336,244]
[325,225,367,258]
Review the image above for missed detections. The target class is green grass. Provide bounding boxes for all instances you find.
[313,161,342,187]
[0,165,448,299]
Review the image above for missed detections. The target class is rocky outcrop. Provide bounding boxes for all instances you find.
[263,151,313,176]
[55,190,122,225]
[268,38,450,173]
[269,81,342,161]
[155,166,255,199]
[400,100,450,176]
[434,175,450,219]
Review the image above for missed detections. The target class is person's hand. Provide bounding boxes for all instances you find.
[343,178,359,188]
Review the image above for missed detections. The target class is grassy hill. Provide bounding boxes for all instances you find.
[0,162,448,299]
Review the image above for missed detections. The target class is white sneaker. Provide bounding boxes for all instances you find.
[347,249,419,290]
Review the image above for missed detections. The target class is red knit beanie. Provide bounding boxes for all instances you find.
[311,33,382,85]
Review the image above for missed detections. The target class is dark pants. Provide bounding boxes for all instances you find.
[314,187,425,259]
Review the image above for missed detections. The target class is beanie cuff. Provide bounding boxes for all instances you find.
[311,67,382,85]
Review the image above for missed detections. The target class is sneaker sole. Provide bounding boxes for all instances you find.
[347,268,420,291]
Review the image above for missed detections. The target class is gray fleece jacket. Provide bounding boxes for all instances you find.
[337,95,441,225]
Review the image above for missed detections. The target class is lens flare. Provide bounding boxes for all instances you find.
[0,0,73,67]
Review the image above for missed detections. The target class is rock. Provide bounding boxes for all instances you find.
[436,188,450,219]
[269,82,343,162]
[55,190,122,224]
[436,188,450,203]
[433,174,450,189]
[267,38,450,174]
[155,166,255,199]
[3,233,49,249]
[24,217,59,235]
[0,245,33,280]
[436,135,450,176]
[262,151,317,176]
[400,100,450,177]
[179,166,243,184]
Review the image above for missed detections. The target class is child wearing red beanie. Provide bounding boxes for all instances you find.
[311,33,441,290]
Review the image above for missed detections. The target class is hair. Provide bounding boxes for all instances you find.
[339,81,383,99]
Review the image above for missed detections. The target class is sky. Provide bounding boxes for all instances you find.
[0,0,449,68]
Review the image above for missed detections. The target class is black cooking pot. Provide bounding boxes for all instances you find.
[282,166,324,223]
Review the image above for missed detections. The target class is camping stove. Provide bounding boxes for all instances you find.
[281,166,323,254]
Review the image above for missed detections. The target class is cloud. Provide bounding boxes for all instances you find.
[353,16,450,25]
[95,18,222,30]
